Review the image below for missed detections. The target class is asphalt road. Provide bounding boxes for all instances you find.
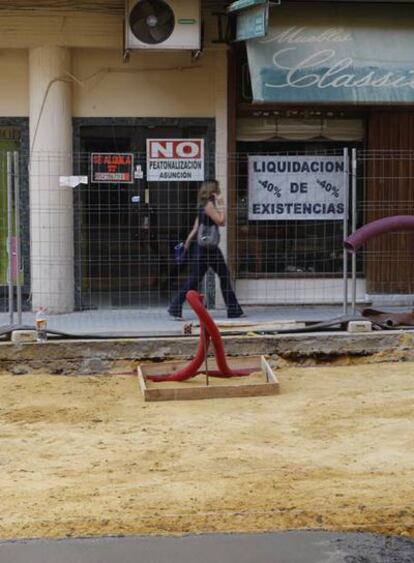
[0,531,413,563]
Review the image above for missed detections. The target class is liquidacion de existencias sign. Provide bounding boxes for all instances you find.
[248,155,346,220]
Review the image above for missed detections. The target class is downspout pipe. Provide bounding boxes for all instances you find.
[344,215,414,253]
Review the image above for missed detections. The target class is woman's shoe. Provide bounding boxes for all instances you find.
[168,308,184,320]
[228,311,246,319]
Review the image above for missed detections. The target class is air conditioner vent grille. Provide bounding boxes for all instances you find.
[125,0,201,51]
[129,0,175,45]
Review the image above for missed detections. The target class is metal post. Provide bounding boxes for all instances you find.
[205,268,216,310]
[14,151,22,325]
[203,329,209,387]
[351,148,357,315]
[342,148,349,315]
[6,152,14,326]
[201,293,209,386]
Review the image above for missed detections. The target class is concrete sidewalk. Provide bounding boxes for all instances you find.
[1,304,347,337]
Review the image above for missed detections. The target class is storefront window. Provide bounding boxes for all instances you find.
[235,137,364,279]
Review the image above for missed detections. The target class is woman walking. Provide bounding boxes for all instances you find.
[168,180,244,320]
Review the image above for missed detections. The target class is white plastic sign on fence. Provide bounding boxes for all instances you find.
[248,155,346,220]
[147,139,204,182]
[59,176,88,188]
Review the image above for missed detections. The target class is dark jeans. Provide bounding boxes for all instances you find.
[169,244,243,318]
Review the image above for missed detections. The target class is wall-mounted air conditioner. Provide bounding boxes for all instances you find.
[125,0,201,50]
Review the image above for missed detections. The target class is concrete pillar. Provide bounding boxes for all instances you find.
[29,46,73,313]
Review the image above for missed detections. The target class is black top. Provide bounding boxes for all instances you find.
[198,198,216,226]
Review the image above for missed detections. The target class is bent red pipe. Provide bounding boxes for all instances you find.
[148,307,210,381]
[344,215,414,253]
[148,290,255,382]
[186,290,255,378]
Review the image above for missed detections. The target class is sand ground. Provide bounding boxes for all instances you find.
[0,361,413,540]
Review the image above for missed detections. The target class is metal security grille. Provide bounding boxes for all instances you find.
[230,147,357,306]
[74,151,201,309]
[236,150,350,277]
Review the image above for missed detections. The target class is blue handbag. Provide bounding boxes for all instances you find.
[174,242,187,265]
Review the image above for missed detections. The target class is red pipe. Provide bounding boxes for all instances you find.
[186,290,255,378]
[344,215,414,253]
[147,290,256,382]
[147,321,210,382]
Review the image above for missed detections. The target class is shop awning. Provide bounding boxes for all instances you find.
[237,117,364,142]
[246,3,414,104]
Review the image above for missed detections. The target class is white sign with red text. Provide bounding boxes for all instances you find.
[146,139,205,182]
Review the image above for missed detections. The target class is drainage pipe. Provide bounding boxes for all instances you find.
[344,215,414,253]
[185,290,256,379]
[147,321,211,382]
[147,291,256,382]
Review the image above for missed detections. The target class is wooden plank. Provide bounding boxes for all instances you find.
[189,321,306,334]
[137,366,147,397]
[140,355,264,376]
[142,382,279,402]
[138,355,279,402]
[261,355,279,385]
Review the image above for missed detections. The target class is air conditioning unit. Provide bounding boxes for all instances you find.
[125,0,201,51]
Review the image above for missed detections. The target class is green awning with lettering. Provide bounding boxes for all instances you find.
[246,4,414,103]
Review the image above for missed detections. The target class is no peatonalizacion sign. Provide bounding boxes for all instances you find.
[248,155,346,221]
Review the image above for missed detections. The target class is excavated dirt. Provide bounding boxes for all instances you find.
[0,361,413,540]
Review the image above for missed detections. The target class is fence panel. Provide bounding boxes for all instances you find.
[2,147,413,333]
[0,150,22,323]
[228,149,350,306]
[73,150,204,311]
[356,150,414,303]
[1,149,356,329]
[0,151,10,315]
[14,148,414,326]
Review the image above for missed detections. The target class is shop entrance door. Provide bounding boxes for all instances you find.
[78,124,207,309]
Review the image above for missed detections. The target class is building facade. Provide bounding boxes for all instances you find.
[228,0,414,306]
[1,0,413,313]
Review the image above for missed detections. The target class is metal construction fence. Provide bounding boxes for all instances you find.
[354,149,414,303]
[1,148,414,331]
[0,151,23,325]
